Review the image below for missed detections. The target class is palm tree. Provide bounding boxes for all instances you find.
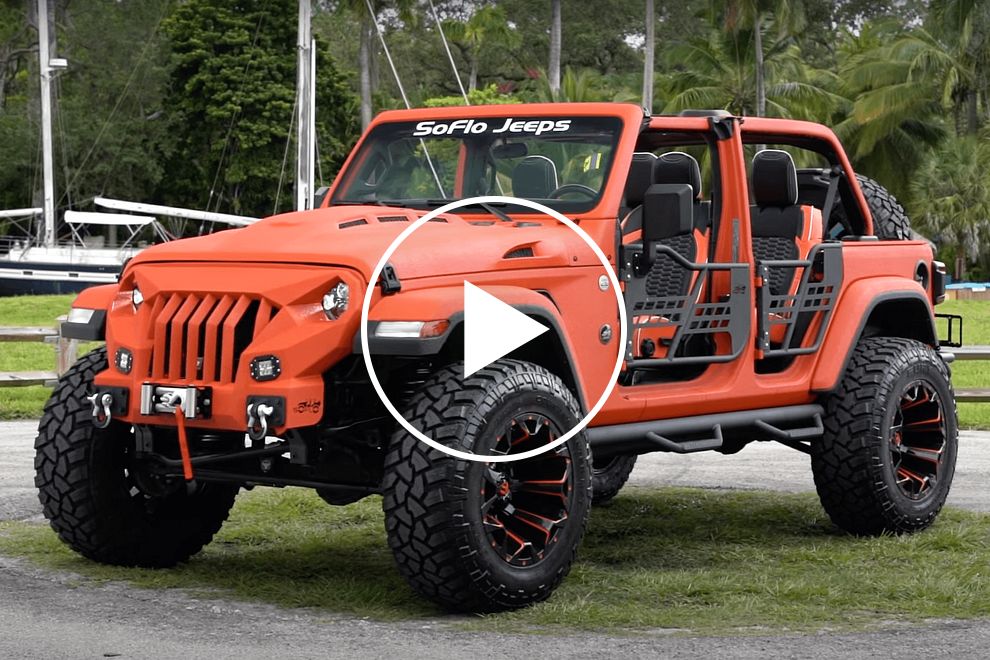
[910,134,990,279]
[642,0,656,110]
[335,0,415,129]
[833,22,953,198]
[549,0,562,98]
[444,6,518,92]
[717,0,806,117]
[661,23,843,120]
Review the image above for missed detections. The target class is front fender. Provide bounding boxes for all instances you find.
[356,283,589,409]
[60,284,119,340]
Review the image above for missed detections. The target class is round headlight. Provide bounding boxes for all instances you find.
[131,285,144,309]
[321,281,349,320]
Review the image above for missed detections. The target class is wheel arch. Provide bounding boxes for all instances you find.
[812,286,937,393]
[358,284,587,411]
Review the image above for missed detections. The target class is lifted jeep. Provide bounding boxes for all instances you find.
[40,103,959,612]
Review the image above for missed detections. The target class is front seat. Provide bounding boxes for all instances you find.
[511,155,559,198]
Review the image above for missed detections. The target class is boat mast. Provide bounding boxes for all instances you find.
[295,0,315,212]
[37,0,56,246]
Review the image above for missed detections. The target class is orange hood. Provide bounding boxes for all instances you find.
[129,205,600,283]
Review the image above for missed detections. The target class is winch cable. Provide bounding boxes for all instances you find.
[173,406,195,482]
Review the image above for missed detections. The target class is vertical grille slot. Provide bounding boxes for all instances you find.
[148,293,272,384]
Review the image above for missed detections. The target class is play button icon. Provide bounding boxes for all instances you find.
[463,281,549,377]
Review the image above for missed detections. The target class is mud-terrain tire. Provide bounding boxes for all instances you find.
[591,454,637,505]
[833,174,912,240]
[812,337,957,535]
[382,359,592,612]
[35,347,239,567]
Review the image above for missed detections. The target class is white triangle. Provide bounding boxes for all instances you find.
[463,281,549,378]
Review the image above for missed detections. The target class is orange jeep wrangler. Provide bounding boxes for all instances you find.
[40,103,961,612]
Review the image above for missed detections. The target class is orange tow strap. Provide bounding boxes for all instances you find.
[174,406,194,481]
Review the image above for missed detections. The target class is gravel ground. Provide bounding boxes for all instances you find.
[2,419,990,658]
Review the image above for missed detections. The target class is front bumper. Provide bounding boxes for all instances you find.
[93,262,365,433]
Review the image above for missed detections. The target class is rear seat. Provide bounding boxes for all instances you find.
[750,149,823,345]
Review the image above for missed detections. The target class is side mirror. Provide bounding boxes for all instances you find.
[642,183,692,244]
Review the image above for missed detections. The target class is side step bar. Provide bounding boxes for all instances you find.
[586,404,825,457]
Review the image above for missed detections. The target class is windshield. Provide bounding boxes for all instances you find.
[331,116,622,213]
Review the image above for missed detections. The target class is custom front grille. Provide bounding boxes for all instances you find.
[147,293,276,384]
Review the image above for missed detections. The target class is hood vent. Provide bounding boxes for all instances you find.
[339,218,368,229]
[377,215,408,223]
[503,246,535,259]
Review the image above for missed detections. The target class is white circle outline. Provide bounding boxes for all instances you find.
[359,195,627,463]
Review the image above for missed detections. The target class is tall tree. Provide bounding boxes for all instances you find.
[548,0,561,98]
[444,6,518,92]
[160,0,358,217]
[719,0,806,117]
[642,0,656,110]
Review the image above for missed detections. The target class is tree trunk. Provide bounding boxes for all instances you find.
[359,12,373,129]
[549,0,561,98]
[469,55,478,92]
[642,0,655,111]
[967,89,979,134]
[754,11,765,117]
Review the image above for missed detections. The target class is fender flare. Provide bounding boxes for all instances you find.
[354,284,588,411]
[811,284,936,393]
[60,284,118,341]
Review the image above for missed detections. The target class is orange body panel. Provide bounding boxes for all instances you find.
[76,103,939,437]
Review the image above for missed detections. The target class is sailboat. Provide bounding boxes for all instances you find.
[0,0,274,296]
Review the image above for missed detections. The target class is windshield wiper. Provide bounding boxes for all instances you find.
[424,199,513,223]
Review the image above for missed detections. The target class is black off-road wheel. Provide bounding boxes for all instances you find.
[591,453,637,505]
[382,359,592,612]
[812,337,957,535]
[35,347,239,567]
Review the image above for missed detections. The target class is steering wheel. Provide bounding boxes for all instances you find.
[547,183,597,200]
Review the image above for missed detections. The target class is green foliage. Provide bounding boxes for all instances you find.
[422,84,520,108]
[159,0,358,217]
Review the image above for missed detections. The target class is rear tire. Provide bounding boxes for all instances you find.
[591,454,637,505]
[812,337,957,535]
[382,359,592,612]
[35,348,239,567]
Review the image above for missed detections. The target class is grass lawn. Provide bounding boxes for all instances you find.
[3,295,988,426]
[2,486,990,634]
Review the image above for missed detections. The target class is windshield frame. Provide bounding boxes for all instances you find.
[328,107,641,217]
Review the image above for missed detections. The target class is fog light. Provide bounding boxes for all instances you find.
[249,355,281,381]
[321,281,349,320]
[131,285,144,309]
[114,348,133,374]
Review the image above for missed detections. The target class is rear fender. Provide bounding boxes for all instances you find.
[811,278,936,392]
[360,284,587,410]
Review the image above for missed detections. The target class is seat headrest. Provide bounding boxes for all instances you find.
[624,152,657,207]
[512,155,558,198]
[656,152,703,199]
[752,150,798,207]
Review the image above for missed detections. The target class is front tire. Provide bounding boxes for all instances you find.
[382,359,592,612]
[35,348,239,567]
[812,337,957,535]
